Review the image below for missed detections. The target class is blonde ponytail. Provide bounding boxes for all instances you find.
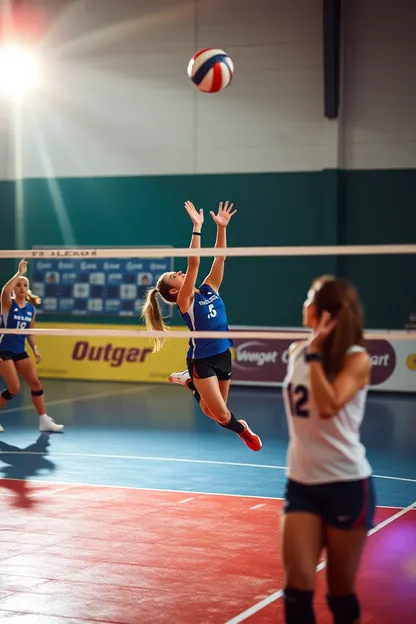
[141,288,170,352]
[26,289,41,306]
[12,276,41,305]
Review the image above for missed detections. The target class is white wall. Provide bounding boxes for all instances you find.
[194,0,323,173]
[1,0,324,179]
[342,0,416,170]
[1,0,414,180]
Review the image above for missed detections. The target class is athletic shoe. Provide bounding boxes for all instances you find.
[238,420,262,451]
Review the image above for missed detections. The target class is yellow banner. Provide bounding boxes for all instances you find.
[34,323,189,383]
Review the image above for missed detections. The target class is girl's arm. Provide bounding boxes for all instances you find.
[177,201,204,313]
[27,310,42,364]
[1,259,27,313]
[204,201,237,292]
[307,312,370,418]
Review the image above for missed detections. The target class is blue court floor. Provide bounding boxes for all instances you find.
[0,380,415,508]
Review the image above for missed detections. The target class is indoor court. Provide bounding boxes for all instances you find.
[0,0,415,623]
[0,379,415,623]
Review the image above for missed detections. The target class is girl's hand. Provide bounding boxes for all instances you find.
[309,311,338,351]
[184,201,204,229]
[33,347,42,364]
[18,259,27,276]
[210,201,237,227]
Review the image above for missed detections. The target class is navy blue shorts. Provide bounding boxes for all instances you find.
[0,351,29,362]
[284,477,376,530]
[187,349,232,381]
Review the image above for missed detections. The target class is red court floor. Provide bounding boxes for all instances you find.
[0,481,415,623]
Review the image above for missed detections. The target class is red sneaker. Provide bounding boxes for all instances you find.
[238,420,262,451]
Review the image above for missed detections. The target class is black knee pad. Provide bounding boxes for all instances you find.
[1,389,15,401]
[327,593,360,623]
[31,389,44,397]
[284,588,315,624]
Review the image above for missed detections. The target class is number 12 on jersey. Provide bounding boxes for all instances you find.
[287,383,310,418]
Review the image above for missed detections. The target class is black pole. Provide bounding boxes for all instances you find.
[323,0,342,119]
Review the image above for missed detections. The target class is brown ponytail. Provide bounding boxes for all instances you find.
[312,277,365,378]
[141,288,170,353]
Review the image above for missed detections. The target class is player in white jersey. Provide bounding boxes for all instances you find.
[281,275,375,624]
[0,259,64,433]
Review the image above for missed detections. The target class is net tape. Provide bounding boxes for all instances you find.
[0,243,415,259]
[2,243,415,340]
[1,329,414,340]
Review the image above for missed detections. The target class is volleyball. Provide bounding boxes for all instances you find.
[187,48,234,93]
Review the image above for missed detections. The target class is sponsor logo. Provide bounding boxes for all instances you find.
[198,295,218,306]
[230,336,400,387]
[31,250,98,258]
[367,340,396,385]
[231,337,295,383]
[406,353,416,371]
[337,515,352,522]
[72,341,152,368]
[232,341,280,370]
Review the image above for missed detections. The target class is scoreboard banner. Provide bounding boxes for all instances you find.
[30,253,173,317]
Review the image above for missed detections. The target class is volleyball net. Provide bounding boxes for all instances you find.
[0,243,415,392]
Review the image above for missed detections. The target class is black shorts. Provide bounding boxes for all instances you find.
[284,477,376,530]
[187,349,232,381]
[0,351,29,362]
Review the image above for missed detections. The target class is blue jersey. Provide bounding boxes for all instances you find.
[178,283,232,360]
[0,301,35,353]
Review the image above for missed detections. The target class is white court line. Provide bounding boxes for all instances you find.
[250,503,266,510]
[28,484,79,499]
[2,384,155,414]
[1,386,413,485]
[2,483,78,499]
[0,478,411,510]
[35,485,77,497]
[0,478,283,501]
[178,497,194,504]
[371,473,416,483]
[224,500,416,624]
[0,450,414,484]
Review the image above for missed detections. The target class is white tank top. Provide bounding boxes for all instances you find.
[282,342,372,484]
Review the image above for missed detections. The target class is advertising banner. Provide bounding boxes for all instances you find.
[35,324,188,384]
[33,324,415,392]
[230,330,416,392]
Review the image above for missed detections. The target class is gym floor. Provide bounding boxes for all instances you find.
[0,380,415,623]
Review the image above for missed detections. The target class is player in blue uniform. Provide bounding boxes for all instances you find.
[0,259,64,433]
[142,201,262,451]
